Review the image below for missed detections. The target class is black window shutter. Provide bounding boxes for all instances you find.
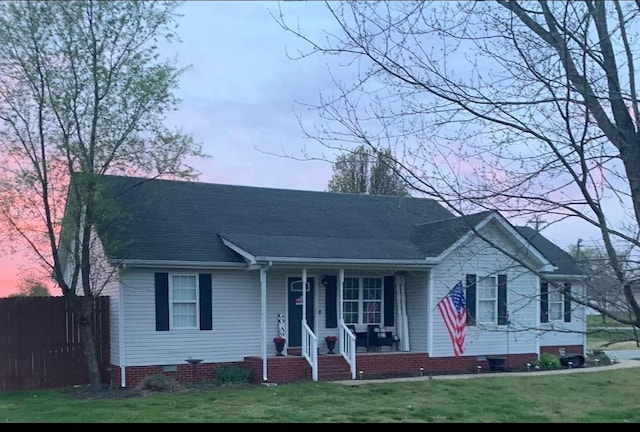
[497,274,508,325]
[325,275,337,328]
[199,273,213,330]
[155,272,170,331]
[540,282,549,323]
[465,274,477,326]
[384,276,395,327]
[563,282,572,323]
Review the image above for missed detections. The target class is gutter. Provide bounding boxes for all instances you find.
[253,256,440,267]
[113,259,246,269]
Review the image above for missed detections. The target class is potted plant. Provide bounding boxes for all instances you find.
[273,336,285,356]
[325,335,337,354]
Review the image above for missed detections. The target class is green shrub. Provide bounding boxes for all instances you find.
[215,365,251,386]
[135,374,185,393]
[538,353,561,370]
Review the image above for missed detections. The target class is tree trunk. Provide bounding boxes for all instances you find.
[67,294,103,391]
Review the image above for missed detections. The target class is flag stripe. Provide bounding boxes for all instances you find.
[437,280,467,357]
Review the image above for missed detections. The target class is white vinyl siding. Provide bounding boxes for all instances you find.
[431,218,549,357]
[405,271,430,353]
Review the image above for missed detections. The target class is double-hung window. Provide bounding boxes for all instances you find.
[170,274,199,329]
[363,277,382,324]
[548,288,564,321]
[477,276,497,324]
[343,277,360,325]
[342,276,383,325]
[540,281,571,323]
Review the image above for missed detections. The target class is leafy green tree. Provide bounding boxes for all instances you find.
[0,0,204,390]
[328,145,409,196]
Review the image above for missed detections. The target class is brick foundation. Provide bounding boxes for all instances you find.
[540,345,583,356]
[111,361,240,389]
[111,344,583,387]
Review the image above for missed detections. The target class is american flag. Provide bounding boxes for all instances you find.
[437,280,467,356]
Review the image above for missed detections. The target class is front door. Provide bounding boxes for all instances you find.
[287,276,315,347]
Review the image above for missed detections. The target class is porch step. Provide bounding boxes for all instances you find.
[318,354,352,381]
[287,347,302,356]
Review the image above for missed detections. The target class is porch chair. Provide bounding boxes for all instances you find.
[378,330,394,351]
[348,325,369,352]
[367,324,380,351]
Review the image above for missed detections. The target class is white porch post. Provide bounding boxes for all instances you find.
[260,266,268,382]
[301,268,307,322]
[396,274,410,351]
[302,268,307,353]
[338,268,344,325]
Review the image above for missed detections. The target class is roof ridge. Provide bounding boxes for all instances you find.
[413,209,495,228]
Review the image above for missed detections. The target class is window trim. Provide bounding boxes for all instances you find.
[169,273,200,330]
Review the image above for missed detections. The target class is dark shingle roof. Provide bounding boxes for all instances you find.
[515,226,582,275]
[92,174,580,273]
[95,175,454,263]
[410,211,495,257]
[220,233,426,260]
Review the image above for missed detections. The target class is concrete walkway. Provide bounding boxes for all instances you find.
[333,359,640,385]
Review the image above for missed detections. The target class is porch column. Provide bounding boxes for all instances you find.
[301,268,307,323]
[338,268,344,325]
[260,266,268,382]
[301,268,307,354]
[396,274,410,351]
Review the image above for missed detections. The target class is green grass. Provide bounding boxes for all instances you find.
[587,315,635,328]
[586,314,640,350]
[2,367,640,422]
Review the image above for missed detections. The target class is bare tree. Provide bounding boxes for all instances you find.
[328,145,409,196]
[275,1,640,330]
[0,1,204,390]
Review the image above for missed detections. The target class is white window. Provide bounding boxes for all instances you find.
[342,276,383,325]
[549,289,564,321]
[477,276,497,323]
[343,277,360,325]
[170,274,199,329]
[363,277,382,324]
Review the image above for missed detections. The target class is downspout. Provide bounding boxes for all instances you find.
[581,281,587,357]
[118,272,126,388]
[535,274,541,359]
[395,279,403,351]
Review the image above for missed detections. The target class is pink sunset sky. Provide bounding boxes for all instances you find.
[0,1,604,297]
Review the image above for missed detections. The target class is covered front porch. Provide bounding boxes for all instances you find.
[253,265,432,383]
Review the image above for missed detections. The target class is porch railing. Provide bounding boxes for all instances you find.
[340,322,356,379]
[302,322,318,381]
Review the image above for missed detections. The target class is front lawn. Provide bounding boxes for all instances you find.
[2,366,640,422]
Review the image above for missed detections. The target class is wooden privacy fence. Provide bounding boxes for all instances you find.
[0,296,110,392]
